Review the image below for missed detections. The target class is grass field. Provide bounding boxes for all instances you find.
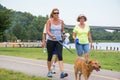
[0,68,50,80]
[0,47,120,72]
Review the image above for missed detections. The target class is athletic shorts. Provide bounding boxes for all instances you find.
[75,43,89,56]
[47,40,63,61]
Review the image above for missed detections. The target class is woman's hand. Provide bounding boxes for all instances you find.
[72,32,76,43]
[42,41,46,48]
[51,35,56,40]
[90,43,93,49]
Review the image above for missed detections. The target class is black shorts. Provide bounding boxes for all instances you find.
[47,40,63,61]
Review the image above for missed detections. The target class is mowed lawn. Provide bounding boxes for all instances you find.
[0,47,120,72]
[0,68,50,80]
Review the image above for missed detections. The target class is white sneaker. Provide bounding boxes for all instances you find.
[43,48,46,53]
[51,64,56,74]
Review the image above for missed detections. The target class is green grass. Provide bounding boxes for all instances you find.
[89,51,120,71]
[0,47,120,72]
[0,68,50,80]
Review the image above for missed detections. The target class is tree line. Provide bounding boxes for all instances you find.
[0,4,48,42]
[0,4,120,42]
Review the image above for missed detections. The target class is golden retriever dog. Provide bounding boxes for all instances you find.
[74,57,101,80]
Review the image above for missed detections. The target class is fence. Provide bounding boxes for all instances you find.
[0,42,42,48]
[92,45,119,51]
[68,43,120,52]
[0,42,120,52]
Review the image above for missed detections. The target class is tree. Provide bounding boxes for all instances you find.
[0,10,11,41]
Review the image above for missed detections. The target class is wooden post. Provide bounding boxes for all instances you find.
[110,47,112,51]
[106,46,108,50]
[113,47,115,51]
[96,46,97,50]
[99,46,101,50]
[92,46,94,50]
[117,47,119,51]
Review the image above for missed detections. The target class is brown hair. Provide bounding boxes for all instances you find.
[77,14,87,22]
[50,8,59,18]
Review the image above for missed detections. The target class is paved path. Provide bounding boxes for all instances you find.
[0,55,120,80]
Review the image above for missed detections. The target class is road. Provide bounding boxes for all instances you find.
[0,55,120,80]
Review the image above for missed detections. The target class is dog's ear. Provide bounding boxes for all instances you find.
[87,58,92,63]
[88,60,92,64]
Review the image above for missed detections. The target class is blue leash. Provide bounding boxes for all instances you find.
[57,41,73,54]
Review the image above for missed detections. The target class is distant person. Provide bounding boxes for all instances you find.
[63,33,70,48]
[72,14,92,61]
[63,33,70,45]
[46,8,68,78]
[42,24,47,53]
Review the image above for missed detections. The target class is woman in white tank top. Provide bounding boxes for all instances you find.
[46,8,68,79]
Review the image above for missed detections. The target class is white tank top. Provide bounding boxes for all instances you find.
[48,20,62,41]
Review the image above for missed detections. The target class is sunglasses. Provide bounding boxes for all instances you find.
[53,12,59,14]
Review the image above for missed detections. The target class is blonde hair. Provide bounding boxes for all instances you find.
[50,8,59,18]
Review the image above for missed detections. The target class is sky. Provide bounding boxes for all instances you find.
[0,0,120,26]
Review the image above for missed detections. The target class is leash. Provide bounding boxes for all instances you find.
[57,40,74,54]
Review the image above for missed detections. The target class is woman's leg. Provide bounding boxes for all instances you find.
[47,40,54,71]
[83,44,89,61]
[56,41,63,72]
[51,54,58,74]
[76,43,83,57]
[56,41,68,78]
[58,61,64,72]
[47,61,52,71]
